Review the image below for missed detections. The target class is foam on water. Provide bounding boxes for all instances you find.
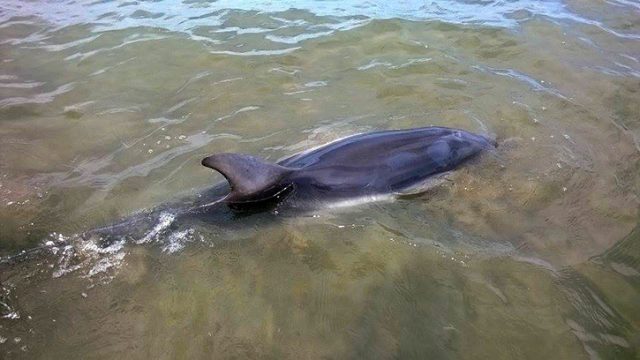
[43,211,189,283]
[136,212,176,244]
[49,233,127,280]
[162,228,197,254]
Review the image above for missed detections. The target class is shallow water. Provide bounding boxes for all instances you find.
[1,0,639,358]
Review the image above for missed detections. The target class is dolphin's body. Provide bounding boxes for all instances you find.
[0,127,496,275]
[0,126,497,267]
[39,126,495,251]
[201,126,495,212]
[5,126,496,266]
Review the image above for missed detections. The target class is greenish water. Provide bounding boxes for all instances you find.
[1,0,639,358]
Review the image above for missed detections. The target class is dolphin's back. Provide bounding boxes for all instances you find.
[279,127,444,168]
[281,127,493,197]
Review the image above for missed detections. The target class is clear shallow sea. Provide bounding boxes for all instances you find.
[0,0,639,358]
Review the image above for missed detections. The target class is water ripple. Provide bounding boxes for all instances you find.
[473,65,572,102]
[0,82,75,108]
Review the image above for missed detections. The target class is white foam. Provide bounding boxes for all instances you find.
[52,243,82,278]
[44,211,188,282]
[49,233,128,280]
[81,238,125,254]
[136,212,175,244]
[162,228,195,253]
[2,312,20,320]
[85,252,126,278]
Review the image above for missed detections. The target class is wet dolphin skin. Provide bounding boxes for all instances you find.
[201,126,495,211]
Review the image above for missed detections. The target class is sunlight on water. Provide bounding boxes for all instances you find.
[1,0,639,358]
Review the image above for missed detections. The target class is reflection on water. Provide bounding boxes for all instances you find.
[1,0,639,358]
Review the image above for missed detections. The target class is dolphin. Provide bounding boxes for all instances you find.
[200,126,495,212]
[0,126,496,261]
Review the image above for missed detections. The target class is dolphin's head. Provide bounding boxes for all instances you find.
[455,130,496,155]
[425,129,496,170]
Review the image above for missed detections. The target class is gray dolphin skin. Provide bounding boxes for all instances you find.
[201,126,495,211]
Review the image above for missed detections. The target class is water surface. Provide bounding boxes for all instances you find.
[1,0,639,358]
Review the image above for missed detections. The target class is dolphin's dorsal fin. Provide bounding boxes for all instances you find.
[201,153,293,202]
